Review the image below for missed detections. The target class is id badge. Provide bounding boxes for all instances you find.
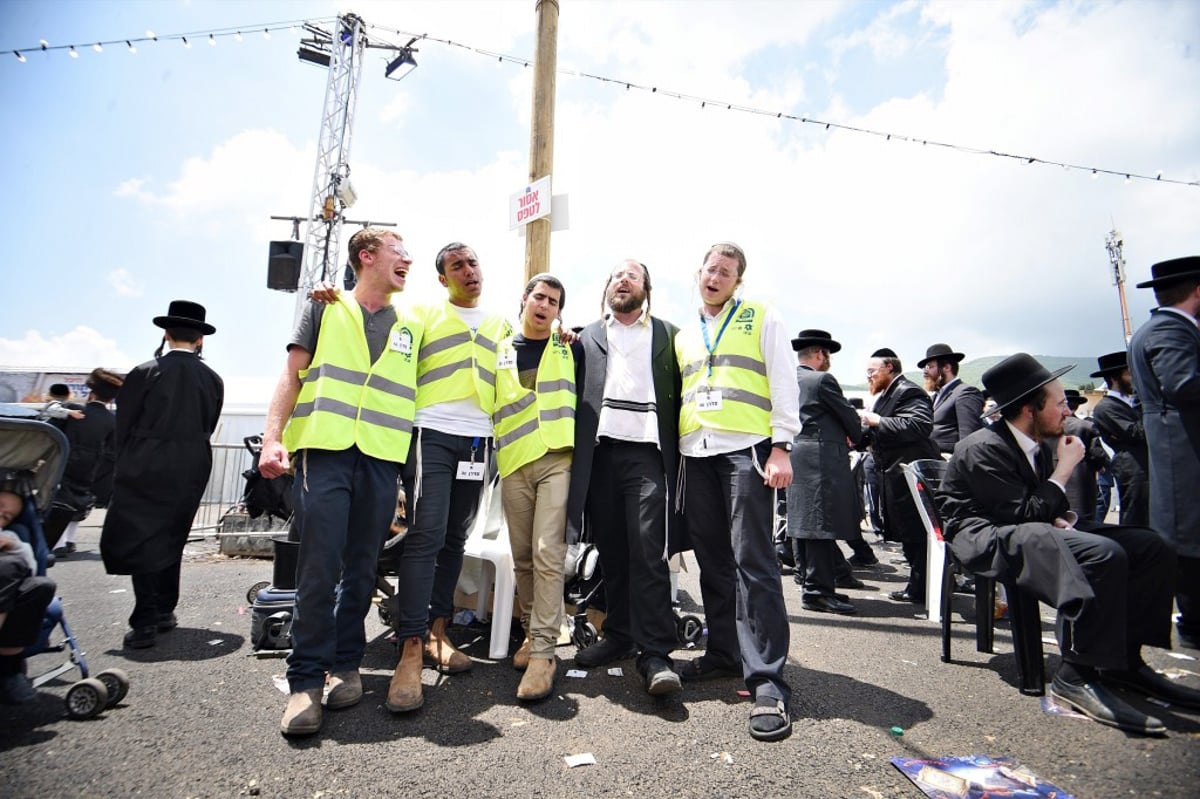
[496,350,517,370]
[696,389,723,411]
[457,460,485,481]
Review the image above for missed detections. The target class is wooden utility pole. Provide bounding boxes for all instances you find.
[524,0,559,282]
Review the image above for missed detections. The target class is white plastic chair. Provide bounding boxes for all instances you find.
[900,460,947,624]
[460,474,516,659]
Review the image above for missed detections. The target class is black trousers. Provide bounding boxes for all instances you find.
[1177,554,1200,643]
[587,440,676,663]
[791,538,851,597]
[0,553,55,648]
[684,442,790,705]
[881,465,927,596]
[129,561,181,629]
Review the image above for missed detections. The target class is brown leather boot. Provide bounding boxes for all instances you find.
[512,636,533,671]
[386,636,425,713]
[280,688,323,736]
[516,655,556,701]
[424,617,473,674]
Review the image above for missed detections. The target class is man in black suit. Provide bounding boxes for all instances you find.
[919,343,984,454]
[859,348,940,602]
[101,301,224,650]
[1058,390,1109,525]
[1129,256,1200,650]
[1090,352,1149,526]
[941,353,1199,733]
[787,330,863,614]
[565,260,684,697]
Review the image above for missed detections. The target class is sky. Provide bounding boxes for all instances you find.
[1,0,1197,405]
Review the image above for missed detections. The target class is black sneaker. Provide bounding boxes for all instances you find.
[575,636,636,668]
[156,613,179,632]
[642,657,682,696]
[123,626,157,649]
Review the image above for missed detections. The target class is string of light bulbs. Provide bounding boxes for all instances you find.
[367,23,1198,189]
[7,17,1196,188]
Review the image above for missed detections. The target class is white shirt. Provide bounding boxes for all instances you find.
[1105,388,1137,408]
[679,298,802,458]
[596,312,659,447]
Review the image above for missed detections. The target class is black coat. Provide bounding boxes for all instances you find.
[785,366,862,540]
[565,316,687,552]
[1129,307,1200,557]
[1091,395,1150,526]
[100,351,224,575]
[930,379,984,454]
[867,375,939,543]
[1056,415,1109,524]
[49,400,116,515]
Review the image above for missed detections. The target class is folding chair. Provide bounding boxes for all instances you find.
[901,459,1045,696]
[460,473,516,660]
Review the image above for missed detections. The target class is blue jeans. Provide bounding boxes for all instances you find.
[395,429,493,638]
[286,447,399,692]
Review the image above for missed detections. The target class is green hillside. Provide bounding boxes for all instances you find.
[843,356,1100,393]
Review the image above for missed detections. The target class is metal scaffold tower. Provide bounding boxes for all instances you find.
[1105,227,1132,344]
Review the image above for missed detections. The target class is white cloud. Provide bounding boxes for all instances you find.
[0,327,135,372]
[107,268,144,298]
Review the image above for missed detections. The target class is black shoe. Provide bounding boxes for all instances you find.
[953,575,976,595]
[156,613,178,633]
[575,636,636,668]
[802,595,857,615]
[848,553,880,568]
[123,626,157,649]
[1050,676,1165,734]
[52,546,70,559]
[748,697,792,742]
[641,657,682,697]
[1101,664,1200,711]
[835,575,867,590]
[889,589,925,603]
[678,656,740,682]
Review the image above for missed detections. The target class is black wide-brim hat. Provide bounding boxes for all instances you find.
[791,328,841,353]
[980,353,1073,418]
[1064,388,1086,409]
[1090,351,1128,378]
[1135,256,1200,289]
[917,342,965,368]
[153,299,216,335]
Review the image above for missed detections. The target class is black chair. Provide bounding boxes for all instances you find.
[902,458,1045,696]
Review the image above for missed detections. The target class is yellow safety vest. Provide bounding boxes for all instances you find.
[493,334,576,477]
[413,302,512,413]
[283,294,422,462]
[677,300,772,437]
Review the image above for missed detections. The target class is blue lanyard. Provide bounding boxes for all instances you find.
[700,299,740,379]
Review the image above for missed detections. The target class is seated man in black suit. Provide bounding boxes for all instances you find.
[939,353,1200,734]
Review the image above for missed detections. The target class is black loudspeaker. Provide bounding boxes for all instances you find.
[267,241,304,291]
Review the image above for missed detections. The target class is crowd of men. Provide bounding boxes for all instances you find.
[5,234,1195,745]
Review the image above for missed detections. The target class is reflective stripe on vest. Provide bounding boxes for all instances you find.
[493,336,576,477]
[414,302,511,412]
[282,293,421,462]
[676,300,772,437]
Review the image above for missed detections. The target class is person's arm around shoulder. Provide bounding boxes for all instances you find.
[259,346,313,479]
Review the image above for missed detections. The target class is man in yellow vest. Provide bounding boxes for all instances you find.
[260,228,422,737]
[385,243,512,713]
[493,273,580,701]
[675,242,800,742]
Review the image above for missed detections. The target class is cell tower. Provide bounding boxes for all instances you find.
[1105,228,1133,343]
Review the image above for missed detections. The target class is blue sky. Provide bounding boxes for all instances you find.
[2,0,1198,404]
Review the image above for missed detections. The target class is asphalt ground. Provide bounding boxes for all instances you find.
[3,516,1198,799]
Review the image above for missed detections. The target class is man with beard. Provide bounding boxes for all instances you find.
[859,348,939,603]
[1129,255,1200,650]
[940,353,1199,732]
[566,259,684,697]
[919,343,984,455]
[674,242,799,742]
[1089,351,1149,526]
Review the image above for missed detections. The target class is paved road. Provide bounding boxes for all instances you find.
[3,521,1198,798]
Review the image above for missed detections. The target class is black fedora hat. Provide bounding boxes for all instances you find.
[153,300,216,335]
[791,328,841,353]
[1090,351,1128,378]
[1064,388,1086,409]
[980,353,1073,418]
[871,347,898,359]
[1135,256,1200,289]
[917,343,965,368]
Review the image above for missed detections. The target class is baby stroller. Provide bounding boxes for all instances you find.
[0,405,130,719]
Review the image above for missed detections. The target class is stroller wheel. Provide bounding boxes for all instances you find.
[246,581,271,604]
[65,678,110,720]
[676,614,704,646]
[571,620,599,649]
[95,668,131,707]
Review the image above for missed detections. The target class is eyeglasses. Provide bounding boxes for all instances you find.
[866,366,890,375]
[610,269,644,283]
[701,266,737,280]
[387,242,411,259]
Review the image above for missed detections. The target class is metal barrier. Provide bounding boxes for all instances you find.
[193,442,258,536]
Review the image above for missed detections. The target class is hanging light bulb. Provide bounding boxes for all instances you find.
[93,42,103,53]
[1124,175,1131,184]
[39,39,49,50]
[262,28,271,40]
[182,36,190,48]
[1092,169,1099,180]
[146,30,157,40]
[208,34,216,47]
[14,51,26,62]
[234,31,243,42]
[126,40,137,54]
[69,45,79,58]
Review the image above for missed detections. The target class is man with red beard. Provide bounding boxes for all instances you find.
[566,260,684,697]
[919,343,984,455]
[859,348,939,603]
[940,353,1200,733]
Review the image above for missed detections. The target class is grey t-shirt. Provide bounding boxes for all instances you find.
[290,300,398,363]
